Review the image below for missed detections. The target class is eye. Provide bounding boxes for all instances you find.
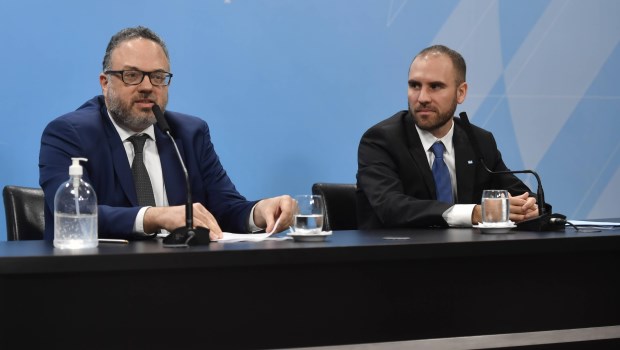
[151,73,165,82]
[122,71,143,83]
[408,81,420,89]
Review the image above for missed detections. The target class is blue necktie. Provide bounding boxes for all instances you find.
[431,142,453,204]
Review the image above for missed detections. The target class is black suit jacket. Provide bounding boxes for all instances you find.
[356,110,533,229]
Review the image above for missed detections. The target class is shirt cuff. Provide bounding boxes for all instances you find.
[134,206,151,235]
[443,204,476,227]
[248,203,262,232]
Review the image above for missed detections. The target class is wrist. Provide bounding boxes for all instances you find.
[143,206,162,233]
[471,205,482,225]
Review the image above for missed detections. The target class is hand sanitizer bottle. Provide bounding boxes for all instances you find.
[53,157,98,249]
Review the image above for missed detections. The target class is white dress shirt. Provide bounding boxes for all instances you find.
[415,121,475,227]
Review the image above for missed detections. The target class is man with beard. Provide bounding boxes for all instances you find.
[356,45,539,229]
[39,26,294,241]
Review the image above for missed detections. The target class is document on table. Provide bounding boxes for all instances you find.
[568,220,620,230]
[157,232,290,242]
[214,232,290,243]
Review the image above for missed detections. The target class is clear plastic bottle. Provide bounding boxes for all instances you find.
[54,157,98,249]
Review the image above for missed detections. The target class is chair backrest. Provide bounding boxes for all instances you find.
[3,185,45,240]
[311,183,357,231]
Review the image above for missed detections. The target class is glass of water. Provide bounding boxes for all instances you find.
[481,190,510,225]
[293,195,324,234]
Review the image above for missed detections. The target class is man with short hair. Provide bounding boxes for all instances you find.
[356,44,539,229]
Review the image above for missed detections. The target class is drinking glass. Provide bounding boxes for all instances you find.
[481,190,510,225]
[293,195,324,234]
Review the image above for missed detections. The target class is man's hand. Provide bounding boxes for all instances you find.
[508,192,539,222]
[471,192,539,225]
[143,203,223,240]
[253,195,296,233]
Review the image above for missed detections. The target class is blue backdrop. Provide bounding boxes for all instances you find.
[1,0,619,240]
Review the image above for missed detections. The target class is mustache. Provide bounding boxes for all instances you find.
[410,101,436,113]
[132,94,156,103]
[414,106,437,113]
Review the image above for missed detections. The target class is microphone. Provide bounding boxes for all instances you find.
[152,104,211,246]
[458,112,566,231]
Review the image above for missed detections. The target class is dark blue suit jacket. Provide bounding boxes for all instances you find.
[39,96,256,240]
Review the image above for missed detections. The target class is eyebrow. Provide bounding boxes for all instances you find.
[120,65,140,70]
[119,65,168,72]
[408,79,447,87]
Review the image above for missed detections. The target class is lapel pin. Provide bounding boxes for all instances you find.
[468,160,474,164]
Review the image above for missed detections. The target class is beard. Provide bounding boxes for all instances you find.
[106,87,163,132]
[409,98,458,133]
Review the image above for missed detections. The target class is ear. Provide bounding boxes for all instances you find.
[99,73,109,93]
[456,81,468,104]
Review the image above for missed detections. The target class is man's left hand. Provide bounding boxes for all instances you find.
[253,195,296,233]
[509,192,539,222]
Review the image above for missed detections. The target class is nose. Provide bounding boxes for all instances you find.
[137,74,154,91]
[418,86,431,104]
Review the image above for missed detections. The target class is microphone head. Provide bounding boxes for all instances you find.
[152,104,171,133]
[459,112,470,123]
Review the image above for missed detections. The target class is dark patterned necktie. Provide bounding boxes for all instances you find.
[128,134,156,207]
[431,141,453,204]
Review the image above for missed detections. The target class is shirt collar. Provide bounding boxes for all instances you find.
[107,110,156,142]
[415,121,454,154]
[415,119,455,155]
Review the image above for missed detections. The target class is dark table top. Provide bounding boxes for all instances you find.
[2,226,620,275]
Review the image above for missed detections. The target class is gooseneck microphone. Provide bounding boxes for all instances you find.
[152,104,211,246]
[459,112,566,231]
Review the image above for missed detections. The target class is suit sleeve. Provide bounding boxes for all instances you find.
[357,127,452,228]
[39,118,141,240]
[194,122,256,233]
[480,132,535,198]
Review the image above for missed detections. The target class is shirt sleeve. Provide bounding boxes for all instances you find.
[443,204,476,227]
[248,203,262,232]
[134,206,151,234]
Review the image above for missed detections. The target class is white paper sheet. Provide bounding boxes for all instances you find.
[214,232,283,243]
[568,220,620,229]
[568,220,620,226]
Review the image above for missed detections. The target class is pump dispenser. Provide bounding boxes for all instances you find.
[54,157,98,249]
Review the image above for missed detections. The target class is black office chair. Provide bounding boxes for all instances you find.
[311,183,357,231]
[3,185,45,240]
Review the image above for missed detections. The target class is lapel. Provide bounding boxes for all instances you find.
[453,121,477,203]
[402,112,436,197]
[101,104,139,206]
[154,124,187,206]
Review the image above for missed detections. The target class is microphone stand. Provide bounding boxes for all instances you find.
[152,105,211,247]
[476,159,563,232]
[458,112,565,232]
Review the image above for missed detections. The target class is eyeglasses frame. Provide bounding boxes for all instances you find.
[104,69,173,86]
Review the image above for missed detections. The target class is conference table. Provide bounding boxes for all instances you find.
[1,225,619,349]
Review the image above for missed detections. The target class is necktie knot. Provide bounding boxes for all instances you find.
[129,134,150,154]
[431,141,445,159]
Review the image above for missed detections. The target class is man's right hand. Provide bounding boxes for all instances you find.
[143,203,223,240]
[471,192,540,225]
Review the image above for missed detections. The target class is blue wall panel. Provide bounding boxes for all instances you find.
[0,0,618,239]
